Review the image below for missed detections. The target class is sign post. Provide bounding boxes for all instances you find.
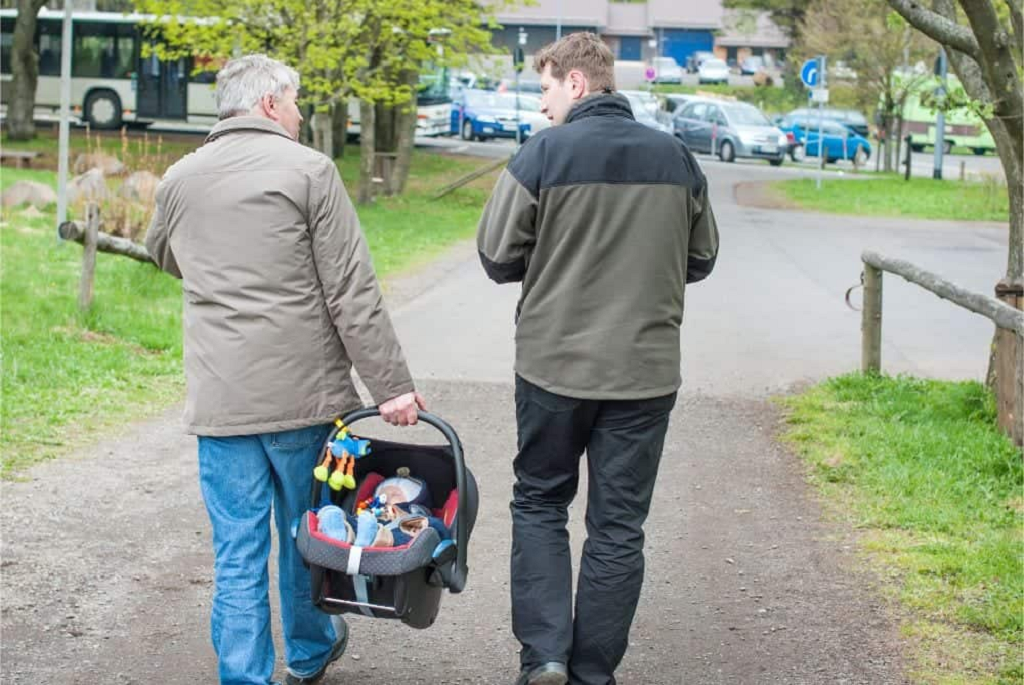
[933,48,948,180]
[800,57,827,190]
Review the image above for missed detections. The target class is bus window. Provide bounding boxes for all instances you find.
[72,21,134,79]
[37,19,63,76]
[1,17,13,76]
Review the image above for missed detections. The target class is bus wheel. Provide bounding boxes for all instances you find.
[84,90,122,130]
[910,143,925,153]
[942,140,953,154]
[972,148,987,156]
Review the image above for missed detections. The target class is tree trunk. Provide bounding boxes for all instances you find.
[357,100,376,205]
[7,0,45,141]
[311,112,333,159]
[391,69,419,195]
[332,101,347,159]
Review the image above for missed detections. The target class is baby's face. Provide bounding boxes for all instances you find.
[377,484,408,504]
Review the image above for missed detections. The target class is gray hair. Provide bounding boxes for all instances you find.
[215,54,300,119]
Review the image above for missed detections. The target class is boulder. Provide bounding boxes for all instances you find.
[73,152,125,176]
[67,168,109,205]
[1,180,57,209]
[118,170,161,205]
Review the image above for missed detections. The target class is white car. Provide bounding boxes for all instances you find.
[698,58,730,85]
[652,57,683,84]
[517,95,551,136]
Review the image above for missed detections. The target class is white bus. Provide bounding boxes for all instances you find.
[0,9,219,129]
[1,8,452,135]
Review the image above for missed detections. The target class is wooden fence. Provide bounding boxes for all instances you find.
[860,250,1024,446]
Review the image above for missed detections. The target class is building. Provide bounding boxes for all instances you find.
[487,0,787,70]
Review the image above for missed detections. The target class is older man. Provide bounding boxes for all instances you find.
[146,54,424,685]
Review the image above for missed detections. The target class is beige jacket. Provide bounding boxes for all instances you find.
[146,117,414,436]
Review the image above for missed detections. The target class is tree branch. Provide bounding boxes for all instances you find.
[886,0,981,56]
[958,0,1024,136]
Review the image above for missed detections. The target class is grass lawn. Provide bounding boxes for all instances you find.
[782,373,1022,684]
[772,174,1009,222]
[1,149,500,476]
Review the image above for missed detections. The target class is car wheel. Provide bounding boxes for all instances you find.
[942,140,953,154]
[461,120,473,141]
[84,89,122,130]
[791,145,806,162]
[853,146,868,166]
[769,157,784,167]
[719,140,735,163]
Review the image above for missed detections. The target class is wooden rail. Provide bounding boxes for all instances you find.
[58,219,154,265]
[860,250,1023,445]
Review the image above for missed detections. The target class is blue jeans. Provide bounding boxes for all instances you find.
[198,424,338,685]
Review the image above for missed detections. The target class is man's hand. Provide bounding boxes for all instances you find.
[378,391,427,426]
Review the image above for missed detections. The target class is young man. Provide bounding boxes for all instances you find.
[476,33,719,685]
[146,54,425,685]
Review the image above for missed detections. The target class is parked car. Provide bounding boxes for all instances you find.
[450,89,532,141]
[740,55,765,76]
[673,99,787,165]
[623,92,673,134]
[687,50,716,73]
[779,119,871,164]
[652,56,683,84]
[698,58,730,84]
[778,108,871,138]
[664,93,698,114]
[495,78,543,95]
[515,94,551,135]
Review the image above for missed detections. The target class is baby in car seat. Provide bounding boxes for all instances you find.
[318,470,450,548]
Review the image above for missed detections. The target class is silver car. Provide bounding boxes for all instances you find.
[673,99,788,165]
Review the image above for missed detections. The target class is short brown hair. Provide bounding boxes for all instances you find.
[534,32,615,93]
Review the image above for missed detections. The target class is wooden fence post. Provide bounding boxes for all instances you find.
[994,278,1023,446]
[78,203,100,312]
[862,262,883,373]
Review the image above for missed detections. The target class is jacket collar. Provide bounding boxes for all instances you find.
[564,92,635,125]
[205,116,295,143]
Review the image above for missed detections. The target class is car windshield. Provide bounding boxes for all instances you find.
[723,105,771,126]
[625,96,656,121]
[465,91,525,110]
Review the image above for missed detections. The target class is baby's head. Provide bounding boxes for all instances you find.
[374,474,431,508]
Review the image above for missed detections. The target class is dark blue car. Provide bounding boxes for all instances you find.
[779,118,872,164]
[450,89,532,141]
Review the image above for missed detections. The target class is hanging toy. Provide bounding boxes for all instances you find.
[330,419,372,458]
[327,453,358,491]
[313,451,333,483]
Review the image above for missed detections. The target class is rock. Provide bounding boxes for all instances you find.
[73,152,125,176]
[118,171,160,205]
[1,181,57,209]
[67,168,109,205]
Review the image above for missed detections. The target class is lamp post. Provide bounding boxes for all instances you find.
[516,27,527,147]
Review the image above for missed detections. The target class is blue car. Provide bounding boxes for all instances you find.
[450,89,532,142]
[780,118,871,164]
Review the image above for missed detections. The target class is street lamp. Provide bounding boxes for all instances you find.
[516,28,528,147]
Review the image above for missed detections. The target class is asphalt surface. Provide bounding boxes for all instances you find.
[1,152,1008,684]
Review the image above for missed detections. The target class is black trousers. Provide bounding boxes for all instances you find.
[511,375,676,685]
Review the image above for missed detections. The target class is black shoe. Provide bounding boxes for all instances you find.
[515,661,569,685]
[284,618,349,685]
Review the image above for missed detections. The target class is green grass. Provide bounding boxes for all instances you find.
[781,373,1023,684]
[1,151,498,476]
[773,174,1009,222]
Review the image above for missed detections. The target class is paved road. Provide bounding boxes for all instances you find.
[1,147,1007,685]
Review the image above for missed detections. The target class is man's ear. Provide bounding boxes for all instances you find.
[569,70,588,98]
[260,93,277,119]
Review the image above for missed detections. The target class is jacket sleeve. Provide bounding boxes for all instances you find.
[477,167,538,284]
[144,181,182,279]
[687,181,719,284]
[309,158,415,404]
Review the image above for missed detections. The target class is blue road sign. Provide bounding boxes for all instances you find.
[801,59,819,88]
